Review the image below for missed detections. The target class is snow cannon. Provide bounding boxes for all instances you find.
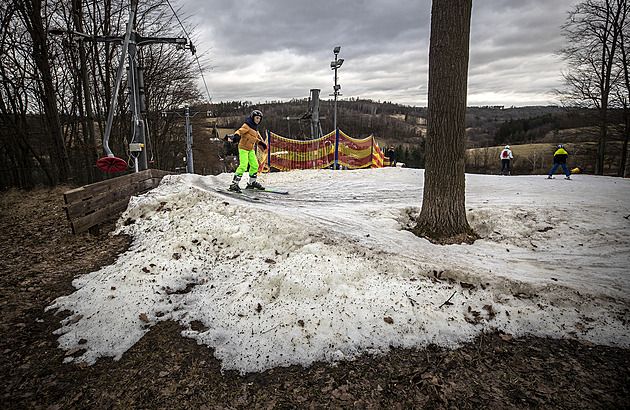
[571,166,583,174]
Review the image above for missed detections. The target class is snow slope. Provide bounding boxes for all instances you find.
[47,168,630,373]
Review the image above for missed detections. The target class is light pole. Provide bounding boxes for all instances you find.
[330,46,344,132]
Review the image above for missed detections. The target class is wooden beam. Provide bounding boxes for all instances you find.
[63,169,174,234]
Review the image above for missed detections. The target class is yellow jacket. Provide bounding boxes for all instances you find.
[235,123,265,151]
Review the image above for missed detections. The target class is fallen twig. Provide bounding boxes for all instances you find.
[438,291,457,308]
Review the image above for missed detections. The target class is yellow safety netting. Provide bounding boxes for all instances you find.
[258,130,385,172]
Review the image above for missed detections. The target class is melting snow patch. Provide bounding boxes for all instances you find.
[47,170,630,373]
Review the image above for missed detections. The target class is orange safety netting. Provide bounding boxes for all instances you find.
[260,130,385,172]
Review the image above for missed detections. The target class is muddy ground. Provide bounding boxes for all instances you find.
[1,187,628,409]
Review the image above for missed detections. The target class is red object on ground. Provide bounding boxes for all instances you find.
[96,157,128,172]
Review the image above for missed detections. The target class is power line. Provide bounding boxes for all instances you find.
[165,0,212,103]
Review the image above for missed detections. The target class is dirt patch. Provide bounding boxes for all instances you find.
[1,187,628,409]
[410,221,480,245]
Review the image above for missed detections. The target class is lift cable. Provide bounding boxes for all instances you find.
[165,0,212,103]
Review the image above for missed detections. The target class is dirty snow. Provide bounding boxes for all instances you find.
[47,168,630,373]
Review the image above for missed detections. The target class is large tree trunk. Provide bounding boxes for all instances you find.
[414,0,475,243]
[621,108,630,177]
[618,18,630,177]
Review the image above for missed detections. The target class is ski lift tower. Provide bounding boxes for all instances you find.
[161,106,212,173]
[50,0,193,173]
[310,89,322,140]
[283,89,325,140]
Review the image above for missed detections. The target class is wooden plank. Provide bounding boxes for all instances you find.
[65,176,153,220]
[63,170,154,204]
[69,178,157,234]
[70,197,131,234]
[148,169,174,180]
[64,169,175,234]
[64,169,171,218]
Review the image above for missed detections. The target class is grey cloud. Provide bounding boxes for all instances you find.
[175,0,575,106]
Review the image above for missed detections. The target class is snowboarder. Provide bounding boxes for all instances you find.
[228,110,268,193]
[547,144,571,180]
[500,145,513,175]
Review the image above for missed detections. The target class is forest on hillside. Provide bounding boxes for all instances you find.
[208,98,426,143]
[202,99,625,174]
[4,98,626,189]
[208,99,579,146]
[207,99,602,148]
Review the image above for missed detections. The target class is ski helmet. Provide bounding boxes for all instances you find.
[558,144,564,149]
[505,145,510,149]
[251,110,263,119]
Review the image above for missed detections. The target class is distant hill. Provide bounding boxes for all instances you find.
[194,100,623,175]
[204,99,572,147]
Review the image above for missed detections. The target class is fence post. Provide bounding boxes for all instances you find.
[334,128,340,169]
[267,130,271,171]
[370,135,374,167]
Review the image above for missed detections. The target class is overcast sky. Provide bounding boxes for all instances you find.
[175,0,577,107]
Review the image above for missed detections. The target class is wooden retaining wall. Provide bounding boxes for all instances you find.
[63,169,173,234]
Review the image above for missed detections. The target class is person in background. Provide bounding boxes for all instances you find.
[228,110,268,193]
[547,144,571,180]
[500,145,513,175]
[386,146,396,167]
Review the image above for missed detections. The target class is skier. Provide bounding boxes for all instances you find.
[228,110,268,193]
[547,144,571,180]
[500,145,513,175]
[386,146,396,167]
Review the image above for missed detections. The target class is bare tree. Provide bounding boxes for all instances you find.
[526,149,545,173]
[14,0,72,184]
[558,0,628,175]
[1,0,205,188]
[0,2,55,188]
[413,0,476,243]
[71,0,99,183]
[614,3,630,176]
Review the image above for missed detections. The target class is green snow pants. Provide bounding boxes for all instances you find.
[235,148,259,177]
